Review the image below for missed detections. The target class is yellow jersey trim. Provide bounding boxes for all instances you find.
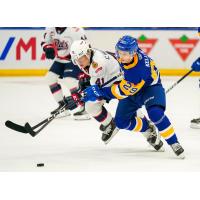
[123,54,138,70]
[160,126,175,139]
[133,117,143,132]
[111,84,126,100]
[119,79,145,96]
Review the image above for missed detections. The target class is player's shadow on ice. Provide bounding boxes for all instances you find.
[61,146,169,160]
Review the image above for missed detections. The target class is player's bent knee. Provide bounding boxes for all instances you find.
[147,106,165,123]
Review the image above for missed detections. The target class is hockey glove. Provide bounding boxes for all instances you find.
[78,73,91,91]
[82,85,104,102]
[64,96,78,110]
[43,44,56,59]
[192,57,200,72]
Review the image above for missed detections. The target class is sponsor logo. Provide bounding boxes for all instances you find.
[0,37,45,61]
[138,35,158,55]
[169,35,199,61]
[54,39,69,50]
[64,69,73,72]
[92,61,98,69]
[144,96,155,104]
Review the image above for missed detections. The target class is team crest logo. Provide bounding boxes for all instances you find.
[169,35,199,61]
[92,61,98,68]
[138,35,158,55]
[54,39,69,50]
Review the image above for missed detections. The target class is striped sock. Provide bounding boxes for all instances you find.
[127,117,149,132]
[147,106,178,145]
[94,106,112,126]
[49,82,63,103]
[155,115,178,145]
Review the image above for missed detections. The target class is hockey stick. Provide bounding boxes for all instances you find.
[80,72,123,101]
[24,73,123,136]
[5,73,123,137]
[5,118,49,134]
[23,105,68,137]
[101,72,123,88]
[24,113,58,137]
[25,73,123,136]
[166,69,193,94]
[5,104,67,136]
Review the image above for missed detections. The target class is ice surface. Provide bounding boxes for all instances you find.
[0,76,200,171]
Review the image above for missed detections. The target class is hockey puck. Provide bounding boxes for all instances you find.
[37,163,44,167]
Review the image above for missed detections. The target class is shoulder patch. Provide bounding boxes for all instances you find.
[92,61,98,69]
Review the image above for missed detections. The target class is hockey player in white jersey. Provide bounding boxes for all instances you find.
[41,27,90,120]
[70,40,121,143]
[70,40,162,147]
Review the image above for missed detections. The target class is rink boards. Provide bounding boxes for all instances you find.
[0,27,200,76]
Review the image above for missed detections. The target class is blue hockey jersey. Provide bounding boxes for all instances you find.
[102,48,161,100]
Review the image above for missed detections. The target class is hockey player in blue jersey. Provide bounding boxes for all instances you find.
[190,27,200,129]
[82,35,185,158]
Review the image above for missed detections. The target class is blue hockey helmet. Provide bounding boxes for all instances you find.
[115,35,138,58]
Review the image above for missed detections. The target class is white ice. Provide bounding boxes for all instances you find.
[0,76,200,171]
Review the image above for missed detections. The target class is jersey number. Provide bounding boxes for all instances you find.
[122,81,138,94]
[95,78,105,86]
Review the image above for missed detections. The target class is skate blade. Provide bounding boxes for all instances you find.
[157,146,165,152]
[177,152,185,159]
[55,113,71,119]
[104,128,119,145]
[190,123,200,129]
[147,144,165,152]
[73,115,91,121]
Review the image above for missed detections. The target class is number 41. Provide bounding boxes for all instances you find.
[95,78,104,86]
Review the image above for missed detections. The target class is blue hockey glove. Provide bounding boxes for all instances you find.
[192,57,200,72]
[82,85,104,102]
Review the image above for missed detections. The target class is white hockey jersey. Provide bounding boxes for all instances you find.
[88,49,122,87]
[41,27,87,63]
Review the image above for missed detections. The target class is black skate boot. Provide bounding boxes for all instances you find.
[100,119,119,144]
[170,143,185,159]
[144,122,164,151]
[51,100,71,118]
[190,118,200,129]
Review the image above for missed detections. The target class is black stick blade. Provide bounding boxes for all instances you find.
[24,123,37,137]
[5,121,28,134]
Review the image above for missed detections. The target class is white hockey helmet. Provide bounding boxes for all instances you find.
[70,40,91,66]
